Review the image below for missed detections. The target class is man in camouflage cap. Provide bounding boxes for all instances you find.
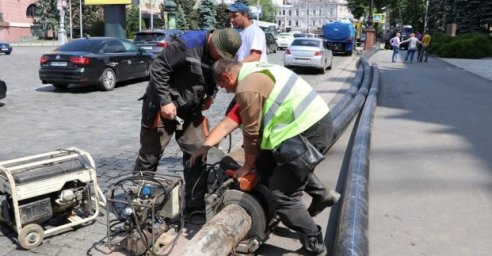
[134,28,241,216]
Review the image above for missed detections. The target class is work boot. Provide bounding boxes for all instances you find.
[299,225,326,255]
[305,174,340,217]
[308,190,341,217]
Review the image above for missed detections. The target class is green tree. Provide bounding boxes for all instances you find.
[258,0,277,22]
[69,1,101,37]
[126,5,142,39]
[347,0,366,20]
[35,0,59,39]
[198,0,216,30]
[215,3,230,29]
[176,0,197,29]
[176,4,190,30]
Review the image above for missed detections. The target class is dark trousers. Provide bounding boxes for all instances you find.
[405,49,416,62]
[134,113,208,210]
[259,113,334,236]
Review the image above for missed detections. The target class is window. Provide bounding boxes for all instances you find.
[26,4,37,18]
[289,10,292,16]
[296,21,298,26]
[288,20,291,26]
[121,40,138,52]
[296,9,299,16]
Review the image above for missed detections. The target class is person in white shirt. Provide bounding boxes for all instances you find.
[401,33,422,63]
[226,2,267,62]
[389,32,401,62]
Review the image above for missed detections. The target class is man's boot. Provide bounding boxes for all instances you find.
[300,225,326,255]
[306,174,341,217]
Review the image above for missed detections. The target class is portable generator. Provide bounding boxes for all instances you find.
[105,172,183,256]
[0,148,105,249]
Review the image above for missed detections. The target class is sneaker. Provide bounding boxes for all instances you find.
[307,190,341,217]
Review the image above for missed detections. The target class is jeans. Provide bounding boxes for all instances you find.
[392,46,399,62]
[405,49,416,62]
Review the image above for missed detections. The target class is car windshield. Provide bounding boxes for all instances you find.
[56,39,100,52]
[294,34,306,38]
[291,39,320,47]
[135,33,167,42]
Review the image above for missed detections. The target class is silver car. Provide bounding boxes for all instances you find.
[284,38,333,74]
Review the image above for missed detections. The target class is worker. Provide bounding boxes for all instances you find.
[191,60,340,254]
[133,28,241,217]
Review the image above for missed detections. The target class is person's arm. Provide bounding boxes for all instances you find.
[241,50,262,62]
[241,28,266,62]
[189,117,239,165]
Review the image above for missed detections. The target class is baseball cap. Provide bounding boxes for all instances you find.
[211,28,241,60]
[226,2,251,14]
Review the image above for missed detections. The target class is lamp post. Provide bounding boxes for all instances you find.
[150,0,154,30]
[364,0,376,50]
[139,0,142,31]
[57,0,67,44]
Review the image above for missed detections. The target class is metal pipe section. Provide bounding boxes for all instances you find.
[333,64,380,256]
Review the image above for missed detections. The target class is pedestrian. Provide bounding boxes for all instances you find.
[226,2,267,62]
[401,32,422,63]
[191,60,339,255]
[390,32,401,62]
[133,28,241,217]
[419,31,432,62]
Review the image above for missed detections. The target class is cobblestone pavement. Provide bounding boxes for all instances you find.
[0,47,356,255]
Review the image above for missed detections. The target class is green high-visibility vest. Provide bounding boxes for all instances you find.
[237,62,329,150]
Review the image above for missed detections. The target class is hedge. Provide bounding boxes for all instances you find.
[429,33,492,59]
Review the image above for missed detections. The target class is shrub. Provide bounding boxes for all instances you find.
[430,32,492,59]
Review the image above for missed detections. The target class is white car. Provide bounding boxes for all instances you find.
[276,32,295,50]
[284,38,333,74]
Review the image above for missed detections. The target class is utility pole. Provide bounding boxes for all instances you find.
[139,0,142,31]
[423,0,429,32]
[69,0,72,39]
[57,0,67,44]
[79,0,83,37]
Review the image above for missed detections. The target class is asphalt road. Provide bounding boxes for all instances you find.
[0,47,356,255]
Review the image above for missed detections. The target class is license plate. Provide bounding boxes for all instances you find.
[1,47,7,51]
[295,58,310,63]
[51,61,67,67]
[141,46,152,50]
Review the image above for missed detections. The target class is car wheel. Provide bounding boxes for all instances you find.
[53,84,68,89]
[273,46,277,53]
[5,52,11,55]
[98,68,116,91]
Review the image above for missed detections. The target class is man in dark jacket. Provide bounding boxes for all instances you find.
[134,28,241,215]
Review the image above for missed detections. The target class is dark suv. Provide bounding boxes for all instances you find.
[134,29,184,56]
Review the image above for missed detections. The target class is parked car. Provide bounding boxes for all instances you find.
[284,38,333,74]
[39,37,153,91]
[0,42,12,55]
[133,29,183,56]
[276,32,296,50]
[265,32,277,54]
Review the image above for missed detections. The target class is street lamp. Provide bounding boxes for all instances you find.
[57,0,67,44]
[79,0,83,37]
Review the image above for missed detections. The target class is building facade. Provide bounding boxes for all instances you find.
[275,0,353,33]
[0,0,38,42]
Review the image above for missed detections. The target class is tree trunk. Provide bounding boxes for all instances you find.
[180,204,252,256]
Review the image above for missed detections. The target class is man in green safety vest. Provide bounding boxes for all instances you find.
[191,60,339,255]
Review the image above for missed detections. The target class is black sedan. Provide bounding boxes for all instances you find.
[0,42,12,55]
[39,37,153,91]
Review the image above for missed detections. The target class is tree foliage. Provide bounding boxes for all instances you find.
[63,1,101,37]
[35,0,59,38]
[175,4,190,30]
[175,0,197,29]
[198,0,216,30]
[126,5,142,39]
[215,3,230,29]
[346,0,491,35]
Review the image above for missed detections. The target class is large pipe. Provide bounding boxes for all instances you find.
[333,65,379,256]
[180,204,252,256]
